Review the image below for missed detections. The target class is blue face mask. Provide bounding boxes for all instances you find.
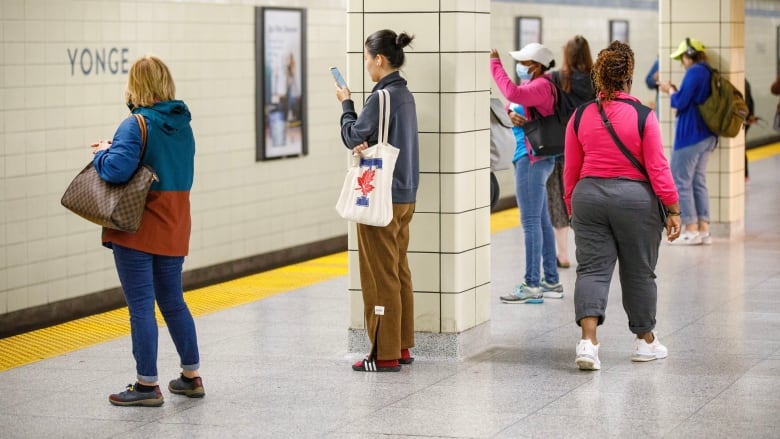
[516,64,532,81]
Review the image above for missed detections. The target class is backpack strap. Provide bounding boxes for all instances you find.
[572,98,651,138]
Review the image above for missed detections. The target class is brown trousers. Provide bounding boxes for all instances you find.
[357,202,415,360]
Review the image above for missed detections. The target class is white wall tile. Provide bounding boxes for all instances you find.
[475,206,491,247]
[475,243,490,286]
[409,212,440,252]
[404,53,440,93]
[475,283,490,325]
[414,291,441,332]
[441,289,475,332]
[419,132,440,173]
[416,172,440,213]
[364,0,440,13]
[363,13,440,53]
[440,131,476,173]
[441,12,476,52]
[441,171,475,213]
[441,52,475,93]
[475,167,491,209]
[409,252,440,292]
[440,211,475,253]
[441,250,475,293]
[415,92,441,133]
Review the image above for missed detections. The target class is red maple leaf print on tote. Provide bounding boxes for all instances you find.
[356,168,376,196]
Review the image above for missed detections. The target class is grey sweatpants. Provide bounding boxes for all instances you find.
[571,178,663,334]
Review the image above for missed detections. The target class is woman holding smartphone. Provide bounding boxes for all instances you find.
[334,29,419,372]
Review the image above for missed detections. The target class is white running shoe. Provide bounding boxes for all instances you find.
[668,231,702,245]
[575,339,601,370]
[700,232,712,245]
[631,331,668,362]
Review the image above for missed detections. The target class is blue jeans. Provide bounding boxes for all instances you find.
[670,136,717,225]
[514,155,559,286]
[113,244,200,383]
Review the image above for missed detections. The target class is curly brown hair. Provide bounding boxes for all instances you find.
[592,40,634,101]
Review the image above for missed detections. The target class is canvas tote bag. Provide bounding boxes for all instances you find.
[335,89,400,227]
[61,114,158,233]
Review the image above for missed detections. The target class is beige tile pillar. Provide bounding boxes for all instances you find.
[346,0,492,359]
[659,0,746,239]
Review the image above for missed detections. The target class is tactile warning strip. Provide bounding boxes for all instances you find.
[0,210,523,372]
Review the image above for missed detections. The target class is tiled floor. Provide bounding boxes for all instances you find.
[1,156,779,438]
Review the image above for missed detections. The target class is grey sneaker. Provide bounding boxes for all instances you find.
[109,383,164,407]
[500,284,543,304]
[168,375,205,398]
[541,280,564,299]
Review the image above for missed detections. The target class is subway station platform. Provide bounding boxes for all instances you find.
[1,148,779,438]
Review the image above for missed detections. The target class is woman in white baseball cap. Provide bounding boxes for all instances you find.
[489,42,563,305]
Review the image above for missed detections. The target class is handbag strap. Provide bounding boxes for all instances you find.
[377,89,390,144]
[133,113,148,160]
[597,100,650,180]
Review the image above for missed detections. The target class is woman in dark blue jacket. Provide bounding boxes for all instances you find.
[335,29,419,372]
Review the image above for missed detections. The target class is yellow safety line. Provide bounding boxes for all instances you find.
[3,138,778,372]
[747,142,780,162]
[0,211,521,372]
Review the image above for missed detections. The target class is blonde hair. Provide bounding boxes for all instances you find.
[125,55,176,108]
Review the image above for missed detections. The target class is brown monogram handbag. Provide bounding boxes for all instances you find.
[61,114,158,233]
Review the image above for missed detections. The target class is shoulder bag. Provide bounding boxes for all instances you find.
[596,100,668,226]
[335,89,400,227]
[61,114,158,233]
[523,77,577,157]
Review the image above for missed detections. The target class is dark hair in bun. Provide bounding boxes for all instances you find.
[365,29,415,69]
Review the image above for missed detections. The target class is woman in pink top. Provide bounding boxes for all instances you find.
[564,41,681,371]
[490,43,563,304]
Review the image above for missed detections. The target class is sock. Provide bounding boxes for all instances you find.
[135,383,157,392]
[180,374,195,383]
[375,359,399,368]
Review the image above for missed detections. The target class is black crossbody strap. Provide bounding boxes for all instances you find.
[597,100,649,180]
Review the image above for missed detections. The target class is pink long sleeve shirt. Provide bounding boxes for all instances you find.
[490,58,555,161]
[563,92,678,214]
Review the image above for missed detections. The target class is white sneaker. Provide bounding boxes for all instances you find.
[700,232,712,245]
[668,231,702,245]
[631,331,668,362]
[575,339,601,370]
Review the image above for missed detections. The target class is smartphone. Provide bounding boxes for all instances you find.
[330,67,347,88]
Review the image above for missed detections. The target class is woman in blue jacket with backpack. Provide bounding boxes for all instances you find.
[658,38,716,245]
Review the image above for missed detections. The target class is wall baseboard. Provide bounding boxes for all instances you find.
[0,235,347,339]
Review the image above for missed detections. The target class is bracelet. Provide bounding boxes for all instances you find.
[667,211,681,216]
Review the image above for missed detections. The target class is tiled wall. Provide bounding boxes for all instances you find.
[0,0,350,315]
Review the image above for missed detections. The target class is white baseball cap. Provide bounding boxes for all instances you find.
[509,43,554,68]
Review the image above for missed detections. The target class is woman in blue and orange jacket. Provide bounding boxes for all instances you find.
[92,55,203,406]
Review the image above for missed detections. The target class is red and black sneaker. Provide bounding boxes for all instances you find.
[352,357,401,372]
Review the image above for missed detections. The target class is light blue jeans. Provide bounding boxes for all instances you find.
[514,154,559,287]
[670,136,717,225]
[113,244,200,383]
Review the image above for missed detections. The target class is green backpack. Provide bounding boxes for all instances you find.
[698,66,749,138]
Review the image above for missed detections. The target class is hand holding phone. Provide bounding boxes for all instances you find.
[330,67,347,88]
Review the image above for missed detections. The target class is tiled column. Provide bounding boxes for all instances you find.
[659,0,745,239]
[346,0,492,359]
